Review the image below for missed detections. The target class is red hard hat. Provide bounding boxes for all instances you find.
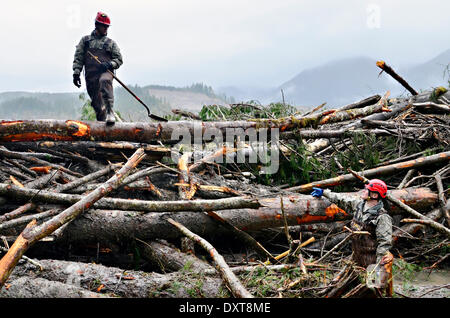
[365,179,388,198]
[95,12,111,26]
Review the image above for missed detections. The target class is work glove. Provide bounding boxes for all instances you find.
[73,74,81,88]
[99,61,113,72]
[311,187,324,198]
[380,252,394,265]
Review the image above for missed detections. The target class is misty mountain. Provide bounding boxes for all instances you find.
[403,48,450,91]
[217,49,450,110]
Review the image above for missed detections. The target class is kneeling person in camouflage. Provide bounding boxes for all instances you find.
[311,179,394,297]
[72,12,123,125]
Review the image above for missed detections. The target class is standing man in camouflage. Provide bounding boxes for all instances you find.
[311,179,394,297]
[72,12,123,125]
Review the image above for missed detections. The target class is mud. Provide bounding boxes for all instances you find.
[394,269,450,298]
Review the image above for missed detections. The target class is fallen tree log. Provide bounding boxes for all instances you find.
[376,60,418,95]
[0,276,108,298]
[6,259,224,298]
[0,141,170,162]
[0,185,261,213]
[47,187,437,246]
[393,207,443,242]
[280,127,429,140]
[0,102,401,145]
[138,239,214,273]
[286,151,450,192]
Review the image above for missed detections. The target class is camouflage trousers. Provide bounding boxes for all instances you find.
[85,71,114,121]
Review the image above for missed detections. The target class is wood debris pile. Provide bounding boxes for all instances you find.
[0,68,449,298]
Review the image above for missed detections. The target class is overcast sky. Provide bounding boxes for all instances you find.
[0,0,449,93]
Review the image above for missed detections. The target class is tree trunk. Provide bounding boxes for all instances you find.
[0,276,109,298]
[46,187,437,246]
[0,185,261,213]
[6,259,224,298]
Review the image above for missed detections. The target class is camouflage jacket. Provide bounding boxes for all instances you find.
[72,30,123,76]
[323,189,393,262]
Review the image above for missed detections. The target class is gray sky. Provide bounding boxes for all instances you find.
[0,0,449,93]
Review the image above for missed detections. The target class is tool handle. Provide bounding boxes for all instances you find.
[87,51,167,122]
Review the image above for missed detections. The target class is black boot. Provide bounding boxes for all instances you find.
[105,101,115,125]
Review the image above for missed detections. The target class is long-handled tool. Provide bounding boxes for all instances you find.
[87,51,168,122]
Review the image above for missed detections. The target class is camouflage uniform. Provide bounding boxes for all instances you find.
[323,189,393,296]
[73,30,123,121]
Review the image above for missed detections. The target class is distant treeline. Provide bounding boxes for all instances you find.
[0,82,230,121]
[147,83,235,103]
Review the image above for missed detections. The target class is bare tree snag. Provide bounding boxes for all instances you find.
[286,151,450,192]
[0,148,146,288]
[376,61,418,95]
[167,218,253,298]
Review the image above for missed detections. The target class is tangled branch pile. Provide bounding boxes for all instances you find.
[0,76,449,298]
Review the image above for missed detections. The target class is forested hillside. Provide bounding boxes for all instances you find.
[0,83,229,121]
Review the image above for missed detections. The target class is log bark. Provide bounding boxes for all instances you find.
[0,276,108,298]
[336,95,381,111]
[317,91,390,125]
[393,207,444,242]
[387,194,450,237]
[286,151,450,192]
[167,217,254,298]
[138,239,214,273]
[376,61,418,95]
[0,104,404,145]
[1,141,170,162]
[49,187,436,246]
[0,185,261,213]
[53,163,122,193]
[0,148,146,287]
[281,127,427,140]
[6,259,224,298]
